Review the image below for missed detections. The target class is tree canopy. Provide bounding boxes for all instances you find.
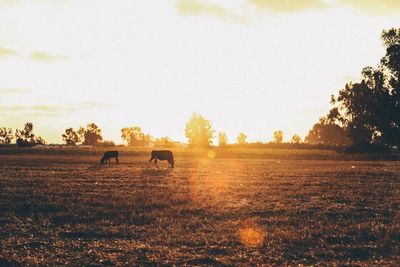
[62,128,82,145]
[291,134,301,144]
[218,132,228,147]
[273,130,283,144]
[185,113,214,147]
[305,117,348,146]
[236,132,247,145]
[15,122,46,146]
[81,123,103,146]
[313,28,400,148]
[121,126,152,146]
[0,127,14,144]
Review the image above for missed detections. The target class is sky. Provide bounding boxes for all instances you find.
[0,0,399,144]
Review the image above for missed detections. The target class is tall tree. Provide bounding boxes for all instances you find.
[15,122,35,144]
[273,130,283,144]
[305,117,347,146]
[185,113,214,147]
[15,122,46,146]
[0,127,14,144]
[291,134,301,144]
[328,28,400,147]
[236,132,247,145]
[62,128,81,145]
[82,123,103,146]
[121,126,152,146]
[218,132,228,147]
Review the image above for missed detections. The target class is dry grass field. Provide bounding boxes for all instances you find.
[0,148,399,265]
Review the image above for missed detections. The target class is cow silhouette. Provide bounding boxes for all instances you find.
[100,151,119,165]
[149,150,174,168]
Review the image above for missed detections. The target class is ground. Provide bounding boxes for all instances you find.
[0,148,399,265]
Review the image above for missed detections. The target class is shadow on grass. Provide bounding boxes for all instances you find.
[140,168,172,177]
[87,163,103,171]
[87,162,121,171]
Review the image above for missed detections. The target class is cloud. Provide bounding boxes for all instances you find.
[340,0,400,14]
[248,0,400,14]
[0,0,67,7]
[0,102,112,116]
[0,88,30,94]
[176,0,245,22]
[0,0,15,6]
[29,51,68,62]
[0,105,72,114]
[0,46,17,57]
[0,106,61,117]
[248,0,326,12]
[0,46,69,62]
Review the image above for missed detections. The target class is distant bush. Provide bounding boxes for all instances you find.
[345,141,390,154]
[99,140,116,147]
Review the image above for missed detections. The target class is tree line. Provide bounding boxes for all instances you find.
[0,123,45,147]
[0,116,299,148]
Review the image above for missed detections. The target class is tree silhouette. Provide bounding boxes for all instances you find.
[82,123,103,146]
[305,117,347,146]
[121,126,152,146]
[218,132,228,147]
[15,122,46,146]
[273,130,283,144]
[0,127,13,144]
[185,113,214,147]
[62,128,81,145]
[236,132,247,145]
[291,134,301,144]
[328,28,400,147]
[35,136,46,145]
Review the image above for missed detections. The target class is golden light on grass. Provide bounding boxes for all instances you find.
[207,149,216,159]
[238,220,265,248]
[187,156,246,209]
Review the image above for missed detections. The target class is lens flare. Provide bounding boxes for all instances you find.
[207,149,216,159]
[238,219,265,248]
[187,156,245,209]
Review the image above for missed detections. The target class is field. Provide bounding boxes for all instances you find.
[0,148,399,265]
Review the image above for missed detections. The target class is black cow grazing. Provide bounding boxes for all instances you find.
[149,150,174,168]
[100,151,119,165]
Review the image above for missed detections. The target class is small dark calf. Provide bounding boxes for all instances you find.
[149,150,174,168]
[100,151,119,165]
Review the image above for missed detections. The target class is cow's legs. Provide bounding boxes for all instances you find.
[149,156,155,163]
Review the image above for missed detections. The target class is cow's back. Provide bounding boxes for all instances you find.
[104,150,119,157]
[151,150,173,160]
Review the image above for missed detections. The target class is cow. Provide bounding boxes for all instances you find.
[149,150,174,168]
[100,151,119,165]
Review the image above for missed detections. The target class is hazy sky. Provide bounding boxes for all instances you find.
[0,0,399,144]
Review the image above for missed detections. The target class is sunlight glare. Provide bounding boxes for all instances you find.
[207,149,216,159]
[238,219,265,248]
[187,156,245,208]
